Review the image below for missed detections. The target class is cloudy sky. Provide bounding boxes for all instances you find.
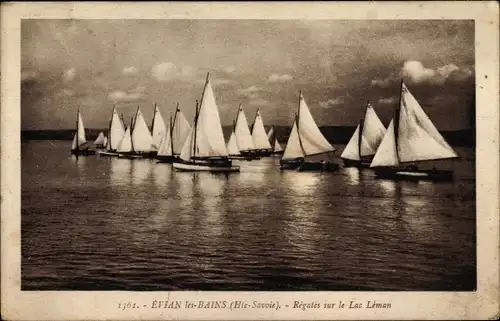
[21,19,474,130]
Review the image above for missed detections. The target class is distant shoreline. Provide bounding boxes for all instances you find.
[20,126,475,147]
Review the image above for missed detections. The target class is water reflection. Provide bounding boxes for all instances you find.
[109,158,133,186]
[343,167,361,186]
[282,171,321,196]
[132,160,153,186]
[152,163,174,188]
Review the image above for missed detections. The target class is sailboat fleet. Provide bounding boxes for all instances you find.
[70,76,459,181]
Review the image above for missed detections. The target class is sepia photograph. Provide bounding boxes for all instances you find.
[21,18,476,292]
[2,2,499,320]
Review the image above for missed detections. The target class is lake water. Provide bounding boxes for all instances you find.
[21,140,476,291]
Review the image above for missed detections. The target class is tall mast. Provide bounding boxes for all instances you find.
[235,103,242,126]
[296,91,305,156]
[130,117,135,152]
[358,101,369,159]
[108,105,115,150]
[150,102,157,132]
[172,102,179,133]
[75,108,80,151]
[169,115,174,156]
[394,79,404,163]
[193,100,199,160]
[133,105,140,133]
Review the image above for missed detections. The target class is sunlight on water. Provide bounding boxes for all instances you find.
[21,141,476,291]
[132,160,153,186]
[110,158,132,186]
[343,167,361,186]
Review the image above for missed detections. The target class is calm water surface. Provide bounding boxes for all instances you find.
[21,140,476,291]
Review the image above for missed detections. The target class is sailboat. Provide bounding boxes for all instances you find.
[250,109,273,156]
[127,106,154,158]
[226,120,243,159]
[99,106,125,157]
[267,126,284,155]
[117,118,143,159]
[156,104,192,163]
[94,131,107,148]
[280,92,338,171]
[172,73,240,172]
[150,103,167,157]
[341,101,386,168]
[70,109,95,156]
[369,81,459,181]
[231,104,260,160]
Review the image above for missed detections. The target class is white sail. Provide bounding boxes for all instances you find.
[297,93,336,155]
[267,127,274,141]
[397,83,458,163]
[340,124,361,161]
[171,109,191,155]
[235,106,256,151]
[94,131,106,145]
[227,130,240,155]
[71,133,78,150]
[157,125,173,157]
[106,107,125,151]
[179,125,195,161]
[131,108,153,153]
[117,126,133,153]
[370,119,399,167]
[103,136,108,147]
[274,138,283,152]
[282,118,304,160]
[341,103,387,160]
[251,110,272,150]
[151,105,167,152]
[360,104,386,156]
[193,79,228,157]
[71,110,87,150]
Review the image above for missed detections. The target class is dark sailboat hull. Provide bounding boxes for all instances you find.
[280,159,339,172]
[342,157,373,169]
[373,167,454,181]
[298,162,340,172]
[71,149,96,156]
[173,158,240,172]
[156,155,177,163]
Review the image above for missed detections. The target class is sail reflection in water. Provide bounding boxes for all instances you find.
[22,141,476,291]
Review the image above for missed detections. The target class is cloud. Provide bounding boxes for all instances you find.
[372,61,474,87]
[122,66,139,75]
[108,90,146,102]
[249,98,269,106]
[370,78,393,88]
[268,73,293,82]
[21,69,38,82]
[151,62,195,81]
[63,68,76,82]
[319,97,344,108]
[237,85,264,99]
[378,97,396,105]
[401,60,473,85]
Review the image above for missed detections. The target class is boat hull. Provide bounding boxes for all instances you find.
[156,155,176,163]
[229,154,260,161]
[118,152,146,159]
[71,149,96,156]
[98,150,120,157]
[173,159,240,172]
[373,167,454,181]
[280,159,339,172]
[298,162,340,172]
[341,158,372,168]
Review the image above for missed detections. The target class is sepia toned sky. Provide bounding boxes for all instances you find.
[21,19,475,130]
